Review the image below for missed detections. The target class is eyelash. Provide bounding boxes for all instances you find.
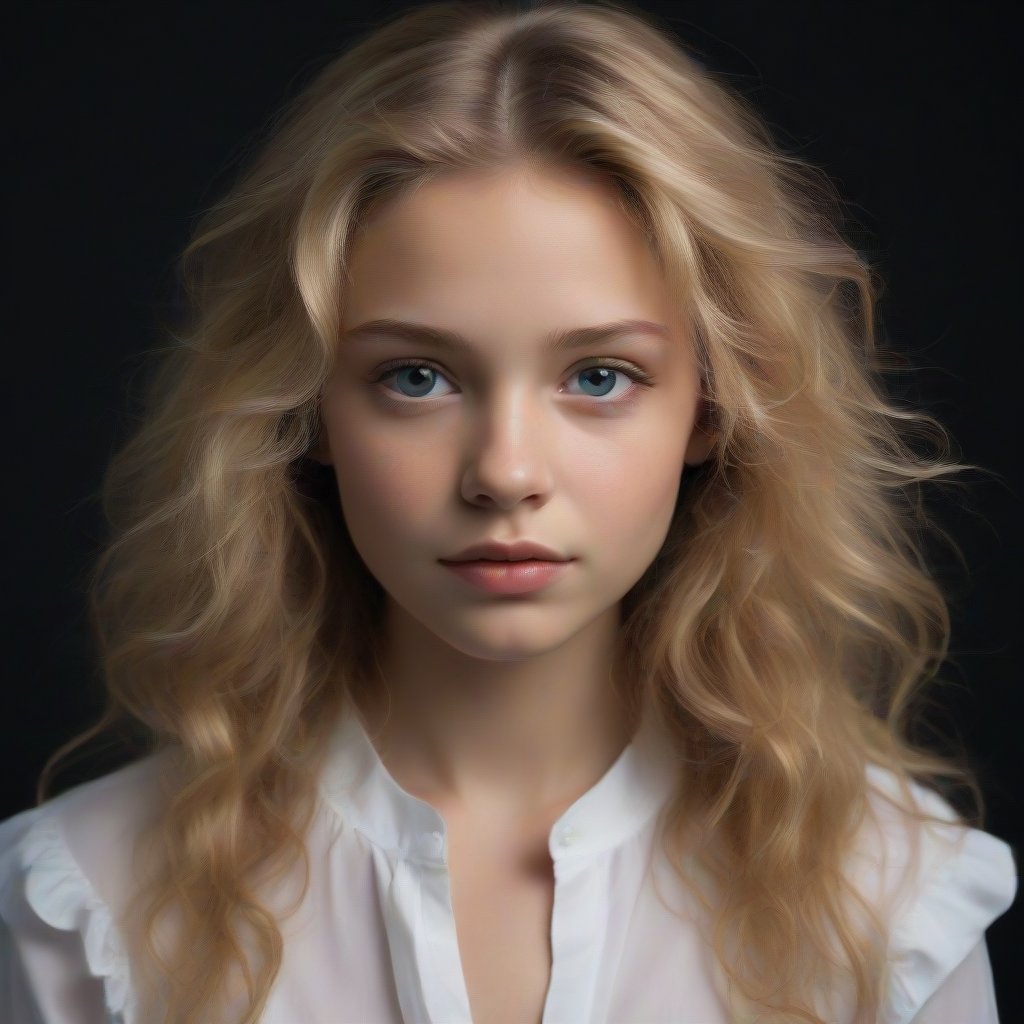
[369,358,656,405]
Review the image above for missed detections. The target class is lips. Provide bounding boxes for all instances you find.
[441,557,573,594]
[440,538,571,563]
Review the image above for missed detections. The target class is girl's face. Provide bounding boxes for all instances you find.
[318,162,712,662]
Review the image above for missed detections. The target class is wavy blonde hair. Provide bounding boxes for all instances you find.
[37,1,1004,1020]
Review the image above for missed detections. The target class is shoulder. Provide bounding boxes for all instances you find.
[0,750,175,912]
[852,764,1018,1024]
[0,749,176,1022]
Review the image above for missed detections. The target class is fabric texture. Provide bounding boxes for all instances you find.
[0,698,1017,1023]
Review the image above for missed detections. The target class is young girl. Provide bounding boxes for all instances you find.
[0,1,1016,1022]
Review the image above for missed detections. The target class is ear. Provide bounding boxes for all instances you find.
[683,399,718,467]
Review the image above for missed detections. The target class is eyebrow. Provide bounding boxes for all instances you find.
[341,317,671,353]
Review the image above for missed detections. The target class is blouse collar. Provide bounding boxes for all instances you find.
[318,690,681,867]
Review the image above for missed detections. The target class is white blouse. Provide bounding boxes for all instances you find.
[0,696,1017,1024]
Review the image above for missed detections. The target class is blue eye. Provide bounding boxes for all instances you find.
[377,362,453,400]
[371,359,655,404]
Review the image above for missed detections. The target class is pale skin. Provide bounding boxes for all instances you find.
[312,160,715,1023]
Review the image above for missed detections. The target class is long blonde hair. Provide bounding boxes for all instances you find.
[38,1,1003,1020]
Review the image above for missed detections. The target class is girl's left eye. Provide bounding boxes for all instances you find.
[369,359,656,404]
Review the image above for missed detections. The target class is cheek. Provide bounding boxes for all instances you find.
[328,420,443,533]
[564,420,686,541]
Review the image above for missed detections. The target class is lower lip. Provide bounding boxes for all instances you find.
[440,559,573,594]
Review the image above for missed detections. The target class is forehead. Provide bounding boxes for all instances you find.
[342,165,676,334]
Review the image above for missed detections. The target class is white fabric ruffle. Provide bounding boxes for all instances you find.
[1,808,135,1023]
[863,765,1018,1023]
[883,821,1017,1022]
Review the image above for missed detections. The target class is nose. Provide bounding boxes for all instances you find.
[459,387,555,510]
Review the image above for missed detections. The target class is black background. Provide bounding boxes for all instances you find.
[6,0,1022,1015]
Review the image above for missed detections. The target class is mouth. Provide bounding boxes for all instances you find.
[438,557,574,566]
[439,558,574,594]
[439,539,571,563]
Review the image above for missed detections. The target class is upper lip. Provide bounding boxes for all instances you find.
[440,540,572,563]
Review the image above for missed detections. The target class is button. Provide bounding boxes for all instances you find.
[413,830,445,860]
[558,825,581,847]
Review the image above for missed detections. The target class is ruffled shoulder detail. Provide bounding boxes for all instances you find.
[864,767,1019,1024]
[0,806,137,1023]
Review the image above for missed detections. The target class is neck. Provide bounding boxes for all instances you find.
[354,600,640,821]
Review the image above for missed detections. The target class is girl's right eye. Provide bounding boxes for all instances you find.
[372,360,456,400]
